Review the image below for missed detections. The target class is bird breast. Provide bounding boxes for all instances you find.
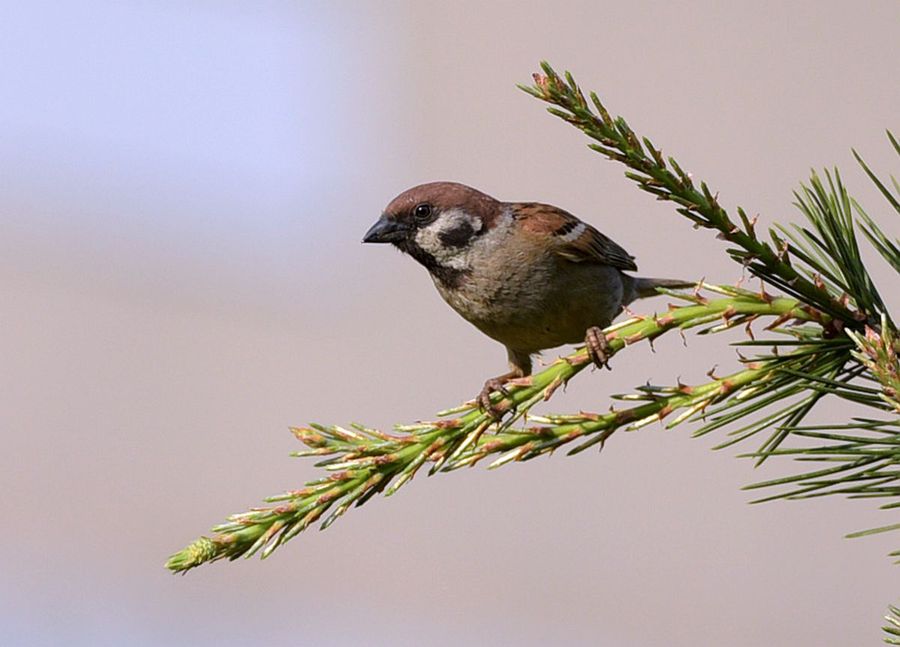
[434,233,626,353]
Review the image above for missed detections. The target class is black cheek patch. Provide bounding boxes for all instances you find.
[438,221,476,248]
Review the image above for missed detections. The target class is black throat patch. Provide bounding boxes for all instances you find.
[396,241,470,289]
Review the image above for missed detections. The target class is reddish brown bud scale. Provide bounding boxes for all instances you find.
[292,428,328,448]
[480,440,505,453]
[764,312,793,331]
[316,490,340,506]
[300,507,324,528]
[507,376,534,387]
[272,503,297,516]
[286,489,310,498]
[655,314,676,327]
[543,375,565,401]
[423,439,446,461]
[614,409,638,424]
[719,379,736,395]
[744,317,757,340]
[515,442,536,460]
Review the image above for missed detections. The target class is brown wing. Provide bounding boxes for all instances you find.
[514,202,638,271]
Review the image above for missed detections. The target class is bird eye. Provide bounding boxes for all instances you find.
[413,203,433,222]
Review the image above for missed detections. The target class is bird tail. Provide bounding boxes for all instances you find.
[632,277,697,299]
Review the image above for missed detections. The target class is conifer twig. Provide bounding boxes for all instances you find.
[520,62,899,642]
[167,289,820,571]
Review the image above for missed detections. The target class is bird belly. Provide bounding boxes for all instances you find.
[436,261,625,354]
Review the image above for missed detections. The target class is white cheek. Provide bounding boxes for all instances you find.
[413,225,440,253]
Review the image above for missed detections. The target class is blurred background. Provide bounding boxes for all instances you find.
[2,1,898,645]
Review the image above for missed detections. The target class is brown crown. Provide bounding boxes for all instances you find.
[384,182,503,226]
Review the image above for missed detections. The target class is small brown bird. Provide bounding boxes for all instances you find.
[363,182,691,412]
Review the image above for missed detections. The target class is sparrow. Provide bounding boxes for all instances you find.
[363,181,692,414]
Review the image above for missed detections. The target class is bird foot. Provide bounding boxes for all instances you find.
[585,326,612,370]
[477,378,513,419]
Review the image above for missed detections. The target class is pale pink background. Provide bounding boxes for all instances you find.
[2,2,899,645]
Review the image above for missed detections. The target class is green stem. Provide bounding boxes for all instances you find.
[167,290,820,572]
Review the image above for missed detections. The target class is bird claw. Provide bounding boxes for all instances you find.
[585,326,612,370]
[477,378,514,419]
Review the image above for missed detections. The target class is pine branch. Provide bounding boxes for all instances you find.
[167,289,819,572]
[789,169,891,324]
[885,604,900,645]
[522,64,900,633]
[521,62,880,332]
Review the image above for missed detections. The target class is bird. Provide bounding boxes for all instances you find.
[363,181,692,414]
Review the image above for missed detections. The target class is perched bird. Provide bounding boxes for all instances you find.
[363,181,692,413]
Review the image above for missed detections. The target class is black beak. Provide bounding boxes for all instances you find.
[362,215,408,243]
